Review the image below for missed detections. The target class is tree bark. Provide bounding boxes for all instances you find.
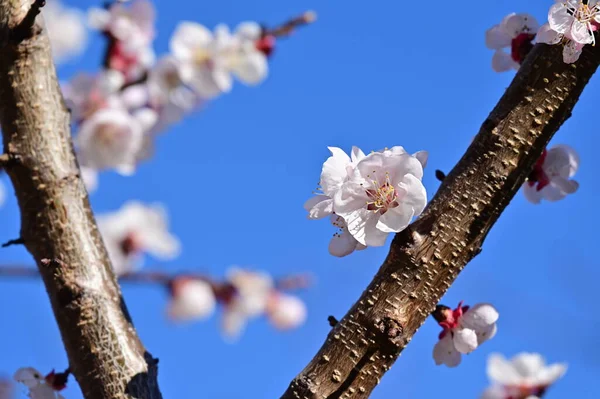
[0,2,162,398]
[281,43,600,399]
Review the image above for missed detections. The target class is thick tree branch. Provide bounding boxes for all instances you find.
[0,2,162,398]
[281,43,600,399]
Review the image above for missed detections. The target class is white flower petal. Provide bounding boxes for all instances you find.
[412,150,428,169]
[328,227,360,257]
[230,51,268,85]
[341,209,389,247]
[548,3,574,34]
[167,279,216,321]
[563,40,583,64]
[541,184,568,201]
[170,21,213,60]
[536,23,563,45]
[485,25,512,49]
[321,147,352,195]
[536,363,567,386]
[523,183,542,204]
[266,294,307,330]
[304,195,333,219]
[460,303,499,330]
[511,353,546,378]
[487,353,523,386]
[491,50,519,72]
[13,367,44,389]
[433,334,462,367]
[476,322,497,345]
[453,328,479,354]
[570,20,593,44]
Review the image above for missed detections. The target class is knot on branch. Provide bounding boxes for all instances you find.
[375,317,404,348]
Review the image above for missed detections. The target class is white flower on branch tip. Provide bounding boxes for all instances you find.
[166,278,216,322]
[13,368,64,399]
[169,21,268,99]
[480,353,567,399]
[485,13,539,72]
[522,145,579,204]
[432,302,499,367]
[43,1,88,64]
[97,201,181,275]
[333,148,427,247]
[74,106,157,175]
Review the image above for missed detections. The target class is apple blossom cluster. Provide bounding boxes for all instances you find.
[432,301,499,367]
[166,267,307,340]
[304,146,428,257]
[58,0,314,192]
[481,353,567,399]
[486,2,600,68]
[522,144,579,204]
[13,367,68,399]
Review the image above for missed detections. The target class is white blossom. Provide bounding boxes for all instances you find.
[266,293,307,330]
[169,21,268,99]
[538,1,600,63]
[97,201,181,275]
[62,71,125,123]
[481,353,567,399]
[74,105,157,175]
[13,368,64,399]
[43,1,88,64]
[433,302,499,367]
[327,215,366,257]
[166,278,216,322]
[333,147,427,247]
[221,268,274,340]
[485,13,539,72]
[523,145,579,204]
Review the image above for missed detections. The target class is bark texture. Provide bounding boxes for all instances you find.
[0,2,162,399]
[281,43,600,399]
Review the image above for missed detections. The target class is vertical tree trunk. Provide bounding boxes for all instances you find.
[0,2,162,398]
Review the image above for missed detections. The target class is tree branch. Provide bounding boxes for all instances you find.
[0,2,162,398]
[281,43,600,398]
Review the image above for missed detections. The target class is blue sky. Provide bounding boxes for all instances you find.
[0,0,598,398]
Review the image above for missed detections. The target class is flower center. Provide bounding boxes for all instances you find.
[120,232,141,256]
[510,33,535,63]
[435,301,470,339]
[527,149,550,191]
[365,172,399,214]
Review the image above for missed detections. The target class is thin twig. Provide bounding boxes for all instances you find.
[1,237,24,248]
[265,11,317,38]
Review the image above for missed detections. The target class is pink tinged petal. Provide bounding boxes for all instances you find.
[304,195,333,219]
[267,294,307,330]
[563,40,583,63]
[570,20,593,44]
[536,23,563,45]
[523,183,542,204]
[453,328,478,354]
[541,184,568,201]
[433,334,462,367]
[487,353,523,386]
[328,228,360,257]
[548,3,573,34]
[412,150,428,169]
[341,208,389,246]
[547,144,580,177]
[398,174,427,216]
[485,25,512,49]
[333,181,368,214]
[552,176,578,194]
[492,50,519,72]
[461,303,499,330]
[511,353,546,378]
[504,13,540,37]
[167,280,216,321]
